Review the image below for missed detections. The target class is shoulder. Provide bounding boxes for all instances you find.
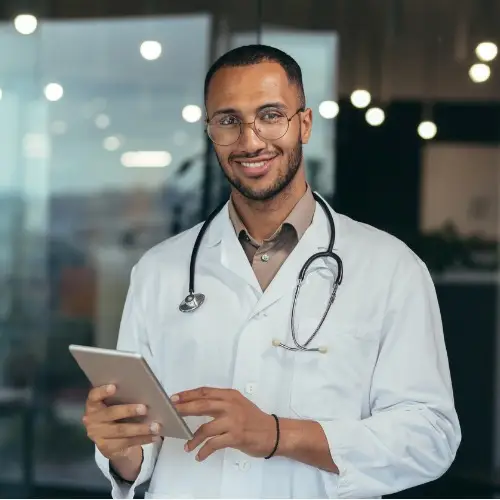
[130,222,204,284]
[337,212,429,280]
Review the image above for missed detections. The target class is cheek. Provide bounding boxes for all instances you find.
[215,148,232,168]
[273,137,295,159]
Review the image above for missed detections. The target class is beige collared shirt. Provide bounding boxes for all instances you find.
[227,187,316,291]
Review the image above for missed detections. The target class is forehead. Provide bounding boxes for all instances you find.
[206,62,298,112]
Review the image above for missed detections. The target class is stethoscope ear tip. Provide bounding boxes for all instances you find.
[272,339,281,347]
[318,346,328,354]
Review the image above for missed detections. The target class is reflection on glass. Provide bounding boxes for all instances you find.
[0,13,211,491]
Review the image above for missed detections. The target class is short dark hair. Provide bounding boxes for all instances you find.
[204,44,306,108]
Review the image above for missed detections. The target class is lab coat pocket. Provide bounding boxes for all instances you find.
[289,321,378,421]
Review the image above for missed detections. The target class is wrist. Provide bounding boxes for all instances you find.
[273,418,301,458]
[273,418,339,474]
[264,414,280,459]
[110,447,143,482]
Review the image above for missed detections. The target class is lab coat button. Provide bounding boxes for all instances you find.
[245,383,257,395]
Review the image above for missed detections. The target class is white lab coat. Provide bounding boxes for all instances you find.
[95,198,461,499]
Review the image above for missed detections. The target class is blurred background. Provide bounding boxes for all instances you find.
[0,0,498,497]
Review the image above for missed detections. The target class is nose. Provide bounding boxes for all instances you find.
[238,122,266,150]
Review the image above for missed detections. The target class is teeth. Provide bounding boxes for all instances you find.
[241,161,267,168]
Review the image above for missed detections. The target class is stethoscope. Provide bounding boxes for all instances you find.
[179,192,343,354]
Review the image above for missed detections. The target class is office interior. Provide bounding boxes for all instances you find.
[0,0,499,497]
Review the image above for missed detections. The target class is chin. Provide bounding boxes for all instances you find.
[237,182,285,202]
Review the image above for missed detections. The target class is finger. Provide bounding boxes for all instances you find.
[172,387,229,404]
[87,385,116,411]
[87,403,147,424]
[195,434,232,462]
[175,399,227,418]
[99,421,161,439]
[185,418,229,453]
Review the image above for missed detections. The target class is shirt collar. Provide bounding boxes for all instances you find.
[228,185,316,244]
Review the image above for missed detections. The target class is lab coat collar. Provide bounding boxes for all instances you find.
[202,193,340,252]
[203,202,229,248]
[203,195,342,314]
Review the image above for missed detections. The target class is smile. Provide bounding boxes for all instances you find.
[240,161,268,168]
[234,156,278,177]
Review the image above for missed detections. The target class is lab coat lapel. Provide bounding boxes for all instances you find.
[217,207,262,294]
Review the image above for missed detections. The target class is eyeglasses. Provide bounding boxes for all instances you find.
[206,108,304,146]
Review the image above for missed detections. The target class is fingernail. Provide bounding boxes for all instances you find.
[153,436,162,443]
[171,394,179,403]
[195,455,201,461]
[107,385,115,394]
[184,443,189,452]
[150,422,160,434]
[136,405,147,415]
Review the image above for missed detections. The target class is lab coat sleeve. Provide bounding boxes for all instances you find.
[94,264,162,499]
[317,253,461,498]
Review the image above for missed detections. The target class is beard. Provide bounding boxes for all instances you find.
[216,137,303,202]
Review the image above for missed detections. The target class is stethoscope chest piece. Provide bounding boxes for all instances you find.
[179,293,205,313]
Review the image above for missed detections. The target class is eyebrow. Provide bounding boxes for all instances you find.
[210,102,288,119]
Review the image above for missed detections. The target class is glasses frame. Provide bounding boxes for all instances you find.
[205,107,304,146]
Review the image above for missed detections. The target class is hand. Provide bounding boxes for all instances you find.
[172,387,277,462]
[82,384,161,462]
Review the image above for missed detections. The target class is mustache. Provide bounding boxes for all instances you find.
[229,150,281,161]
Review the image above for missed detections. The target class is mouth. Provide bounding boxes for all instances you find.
[233,155,278,178]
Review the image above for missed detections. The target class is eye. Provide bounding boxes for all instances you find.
[260,111,284,122]
[218,115,239,126]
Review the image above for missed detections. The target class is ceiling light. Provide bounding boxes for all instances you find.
[350,90,371,109]
[14,14,37,35]
[103,136,121,151]
[318,101,339,119]
[44,83,63,102]
[475,42,498,62]
[418,121,437,140]
[182,105,202,123]
[140,41,162,61]
[365,107,385,126]
[121,151,172,168]
[469,63,491,83]
[95,114,110,129]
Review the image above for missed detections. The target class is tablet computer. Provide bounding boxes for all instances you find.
[69,344,193,440]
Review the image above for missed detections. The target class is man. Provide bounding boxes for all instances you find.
[83,45,461,498]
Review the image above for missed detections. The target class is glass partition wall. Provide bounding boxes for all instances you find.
[0,0,499,497]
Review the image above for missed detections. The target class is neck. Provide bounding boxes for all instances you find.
[231,177,308,243]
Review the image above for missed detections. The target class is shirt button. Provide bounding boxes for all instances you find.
[261,254,270,262]
[245,383,257,395]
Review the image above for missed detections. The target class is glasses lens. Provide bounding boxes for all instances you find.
[255,110,288,140]
[207,116,240,146]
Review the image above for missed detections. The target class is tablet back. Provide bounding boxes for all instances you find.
[69,344,193,440]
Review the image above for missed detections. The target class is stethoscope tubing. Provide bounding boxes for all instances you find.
[180,192,343,354]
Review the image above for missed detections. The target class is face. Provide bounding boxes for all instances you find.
[205,62,312,202]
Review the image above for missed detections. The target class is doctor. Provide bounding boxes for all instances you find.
[84,44,461,498]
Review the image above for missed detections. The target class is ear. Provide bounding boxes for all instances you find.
[300,108,313,144]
